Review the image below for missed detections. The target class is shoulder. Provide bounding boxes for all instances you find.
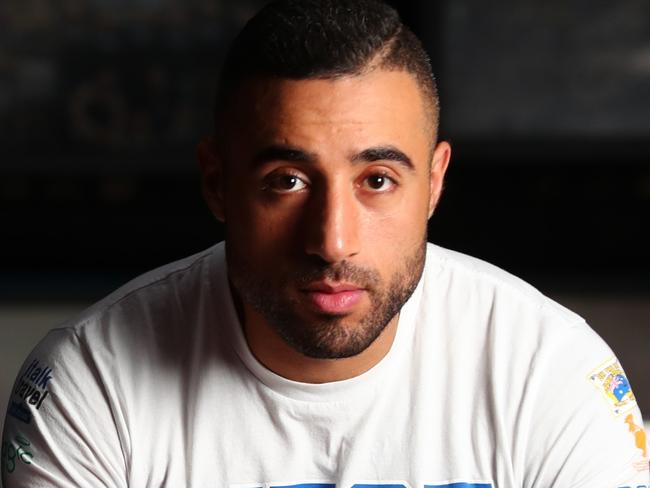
[68,242,225,334]
[10,241,227,390]
[35,243,230,363]
[3,243,233,482]
[20,242,231,393]
[420,245,647,485]
[419,242,612,397]
[423,242,585,327]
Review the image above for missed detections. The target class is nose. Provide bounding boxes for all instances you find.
[304,182,360,264]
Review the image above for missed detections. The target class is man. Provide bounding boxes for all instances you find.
[2,0,648,486]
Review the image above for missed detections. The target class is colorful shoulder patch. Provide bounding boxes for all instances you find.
[588,357,637,416]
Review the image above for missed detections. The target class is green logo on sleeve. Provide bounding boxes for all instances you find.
[1,435,33,475]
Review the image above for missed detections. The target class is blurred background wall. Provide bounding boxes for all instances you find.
[1,0,649,467]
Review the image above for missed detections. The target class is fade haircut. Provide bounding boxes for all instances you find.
[214,0,439,137]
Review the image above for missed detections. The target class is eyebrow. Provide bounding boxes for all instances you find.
[252,145,317,166]
[351,146,414,171]
[251,144,414,170]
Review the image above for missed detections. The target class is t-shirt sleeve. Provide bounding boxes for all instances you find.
[2,327,127,487]
[523,320,649,488]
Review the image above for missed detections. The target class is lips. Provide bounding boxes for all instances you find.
[301,282,366,314]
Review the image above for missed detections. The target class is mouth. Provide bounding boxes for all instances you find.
[301,281,366,314]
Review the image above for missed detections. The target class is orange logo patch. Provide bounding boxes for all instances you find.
[625,414,649,472]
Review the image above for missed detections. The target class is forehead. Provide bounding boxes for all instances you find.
[224,70,434,165]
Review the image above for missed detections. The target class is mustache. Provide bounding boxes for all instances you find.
[291,260,381,289]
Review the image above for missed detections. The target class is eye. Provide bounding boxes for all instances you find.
[263,172,308,193]
[362,172,397,192]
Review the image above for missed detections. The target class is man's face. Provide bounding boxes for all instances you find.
[205,69,449,359]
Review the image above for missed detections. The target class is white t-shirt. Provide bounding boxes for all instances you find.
[2,242,648,488]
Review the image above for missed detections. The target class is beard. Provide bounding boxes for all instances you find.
[227,240,426,360]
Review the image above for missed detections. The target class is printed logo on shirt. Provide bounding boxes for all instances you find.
[9,358,53,424]
[229,481,493,487]
[588,357,637,416]
[624,414,649,473]
[7,401,32,424]
[1,434,33,476]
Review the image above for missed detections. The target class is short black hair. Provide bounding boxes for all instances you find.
[214,0,439,134]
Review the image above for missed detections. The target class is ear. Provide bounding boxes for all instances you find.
[428,140,451,219]
[197,136,226,223]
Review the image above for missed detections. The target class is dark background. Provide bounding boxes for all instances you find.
[0,1,648,410]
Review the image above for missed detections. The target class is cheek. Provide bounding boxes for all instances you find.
[224,193,305,255]
[365,214,427,255]
[357,210,427,282]
[361,187,429,241]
